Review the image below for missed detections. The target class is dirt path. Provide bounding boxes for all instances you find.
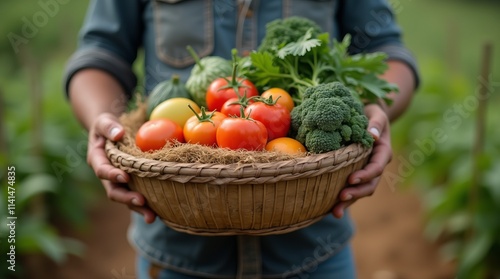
[350,163,456,279]
[41,162,456,279]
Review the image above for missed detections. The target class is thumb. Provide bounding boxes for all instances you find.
[364,104,388,141]
[95,113,125,141]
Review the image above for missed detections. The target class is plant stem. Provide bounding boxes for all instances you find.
[186,45,203,70]
[171,74,180,85]
[468,42,493,240]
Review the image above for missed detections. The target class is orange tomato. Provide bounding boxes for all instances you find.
[261,88,294,112]
[184,110,227,146]
[265,137,306,155]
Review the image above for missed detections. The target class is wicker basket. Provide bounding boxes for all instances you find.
[106,140,371,236]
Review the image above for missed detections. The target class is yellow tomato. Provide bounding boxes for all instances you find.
[261,88,295,112]
[149,98,201,128]
[265,137,306,155]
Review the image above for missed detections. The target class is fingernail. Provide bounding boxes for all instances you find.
[369,127,380,139]
[352,178,361,184]
[110,127,121,139]
[131,198,141,206]
[117,175,126,183]
[343,194,352,201]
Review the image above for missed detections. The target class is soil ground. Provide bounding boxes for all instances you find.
[31,161,457,279]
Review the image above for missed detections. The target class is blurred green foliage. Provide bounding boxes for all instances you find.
[0,1,100,278]
[393,0,500,277]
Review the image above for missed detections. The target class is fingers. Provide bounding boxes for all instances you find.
[102,180,157,224]
[87,114,129,182]
[94,112,125,141]
[331,104,392,219]
[364,104,389,141]
[86,113,156,224]
[349,104,392,184]
[128,205,157,224]
[348,139,392,184]
[87,134,130,182]
[332,177,381,218]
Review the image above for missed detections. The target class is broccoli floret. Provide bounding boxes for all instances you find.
[340,125,352,142]
[295,124,311,144]
[305,130,342,154]
[302,99,350,132]
[340,95,364,115]
[290,82,374,153]
[258,17,322,53]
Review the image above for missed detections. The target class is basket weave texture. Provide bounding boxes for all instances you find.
[106,140,371,236]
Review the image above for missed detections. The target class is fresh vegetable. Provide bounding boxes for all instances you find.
[220,90,256,117]
[135,119,184,152]
[185,45,232,107]
[205,55,258,112]
[257,16,322,54]
[244,97,291,141]
[149,97,201,128]
[265,137,306,155]
[206,49,259,111]
[289,82,374,154]
[261,88,294,112]
[206,76,258,112]
[240,17,398,105]
[146,74,191,116]
[216,109,268,151]
[183,106,227,146]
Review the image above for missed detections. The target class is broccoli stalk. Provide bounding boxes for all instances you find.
[289,82,374,153]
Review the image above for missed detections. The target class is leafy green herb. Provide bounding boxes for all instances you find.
[240,18,398,105]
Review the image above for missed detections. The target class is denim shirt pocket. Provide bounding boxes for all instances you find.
[283,0,337,34]
[153,0,214,68]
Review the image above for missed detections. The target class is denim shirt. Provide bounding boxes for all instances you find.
[64,1,419,278]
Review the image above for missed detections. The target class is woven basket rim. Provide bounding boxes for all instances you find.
[106,140,372,185]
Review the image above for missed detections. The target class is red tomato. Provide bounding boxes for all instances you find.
[220,97,256,117]
[245,101,291,141]
[135,119,184,152]
[206,77,258,112]
[184,110,227,146]
[216,117,268,151]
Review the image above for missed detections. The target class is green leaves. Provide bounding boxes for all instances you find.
[17,217,85,264]
[17,173,58,212]
[277,29,322,58]
[247,52,284,87]
[243,24,398,104]
[358,75,399,104]
[250,52,282,77]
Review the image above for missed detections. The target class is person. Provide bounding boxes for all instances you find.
[63,1,419,278]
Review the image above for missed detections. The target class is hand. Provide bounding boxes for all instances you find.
[332,104,393,218]
[87,113,156,223]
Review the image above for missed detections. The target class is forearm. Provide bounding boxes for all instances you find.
[68,69,128,130]
[379,60,416,122]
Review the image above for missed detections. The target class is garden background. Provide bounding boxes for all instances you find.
[1,0,499,278]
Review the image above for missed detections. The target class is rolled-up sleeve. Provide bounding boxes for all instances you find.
[338,0,420,88]
[63,0,145,97]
